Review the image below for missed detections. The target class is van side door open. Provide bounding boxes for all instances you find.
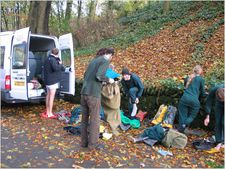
[59,33,75,95]
[10,27,29,100]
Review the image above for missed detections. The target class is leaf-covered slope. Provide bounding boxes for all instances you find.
[75,18,224,84]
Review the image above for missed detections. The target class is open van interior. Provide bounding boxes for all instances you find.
[1,27,75,103]
[27,34,57,98]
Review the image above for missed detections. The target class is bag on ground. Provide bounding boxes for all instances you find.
[151,104,167,125]
[161,106,177,128]
[162,129,187,149]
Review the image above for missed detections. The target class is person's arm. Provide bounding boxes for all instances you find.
[204,86,219,126]
[133,74,144,98]
[50,57,65,72]
[204,86,219,114]
[96,61,110,82]
[200,78,207,98]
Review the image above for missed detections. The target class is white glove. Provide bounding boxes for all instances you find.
[135,98,139,104]
[108,78,114,84]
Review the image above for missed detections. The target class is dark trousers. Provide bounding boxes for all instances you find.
[215,104,224,143]
[80,95,101,148]
[178,100,200,128]
[128,87,138,114]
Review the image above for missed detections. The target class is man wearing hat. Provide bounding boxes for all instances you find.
[121,67,144,119]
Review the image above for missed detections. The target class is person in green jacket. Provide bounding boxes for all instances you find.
[204,85,224,150]
[80,48,115,150]
[178,65,207,133]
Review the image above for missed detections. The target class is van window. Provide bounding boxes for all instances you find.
[0,46,5,68]
[12,44,26,69]
[61,49,71,67]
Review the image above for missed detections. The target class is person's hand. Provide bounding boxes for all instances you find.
[204,115,210,126]
[108,78,114,84]
[135,98,139,104]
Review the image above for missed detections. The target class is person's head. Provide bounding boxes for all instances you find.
[96,48,107,57]
[104,48,114,61]
[216,88,224,102]
[96,48,114,61]
[193,65,203,75]
[122,67,131,81]
[51,48,59,56]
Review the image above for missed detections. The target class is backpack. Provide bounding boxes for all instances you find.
[151,104,168,125]
[162,129,187,149]
[69,107,81,124]
[192,139,215,150]
[161,106,177,128]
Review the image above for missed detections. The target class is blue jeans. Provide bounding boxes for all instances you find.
[128,87,138,114]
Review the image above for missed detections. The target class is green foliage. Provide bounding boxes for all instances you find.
[205,160,224,168]
[76,1,223,57]
[173,2,224,31]
[200,18,224,42]
[205,61,224,88]
[159,78,184,90]
[191,43,204,62]
[76,1,197,56]
[142,78,184,96]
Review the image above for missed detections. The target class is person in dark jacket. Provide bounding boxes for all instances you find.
[121,68,144,119]
[178,65,207,133]
[80,48,115,150]
[41,48,65,118]
[204,84,224,150]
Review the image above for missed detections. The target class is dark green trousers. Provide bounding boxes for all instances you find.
[80,95,101,148]
[214,103,224,143]
[178,95,200,128]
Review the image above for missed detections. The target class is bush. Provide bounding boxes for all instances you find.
[70,16,120,48]
[205,61,224,88]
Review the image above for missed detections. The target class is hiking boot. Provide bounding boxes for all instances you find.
[178,124,186,133]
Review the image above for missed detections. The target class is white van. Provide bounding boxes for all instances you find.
[0,27,75,103]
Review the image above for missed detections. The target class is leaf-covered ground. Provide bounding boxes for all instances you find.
[75,17,224,82]
[1,99,224,168]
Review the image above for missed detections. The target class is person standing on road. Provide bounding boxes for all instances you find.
[121,67,144,119]
[178,65,207,133]
[204,85,224,150]
[41,48,65,119]
[80,48,115,150]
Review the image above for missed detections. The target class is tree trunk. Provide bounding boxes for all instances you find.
[65,0,73,20]
[28,1,51,34]
[15,2,20,29]
[106,1,113,21]
[163,1,170,14]
[56,1,62,33]
[88,0,97,22]
[77,0,82,27]
[1,6,8,31]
